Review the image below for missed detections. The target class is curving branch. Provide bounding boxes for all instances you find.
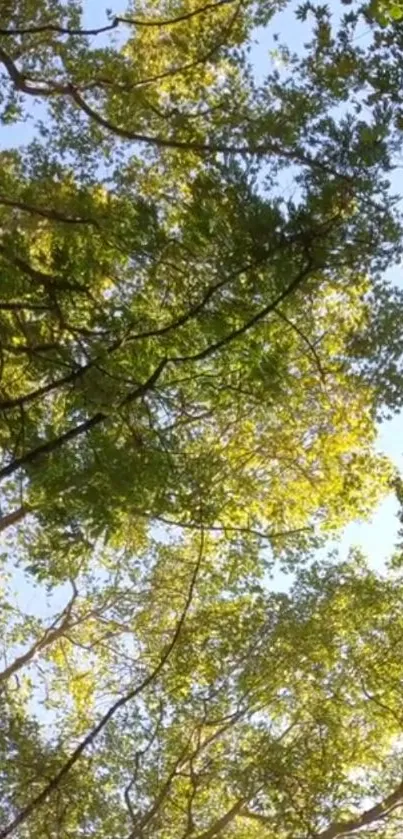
[127,710,253,839]
[0,5,240,101]
[127,746,194,839]
[0,257,315,482]
[124,701,165,826]
[273,308,327,383]
[67,85,343,176]
[0,582,78,687]
[175,257,314,364]
[0,242,86,293]
[194,798,246,839]
[0,45,355,181]
[0,357,168,481]
[0,46,71,96]
[107,2,242,92]
[0,194,99,226]
[0,505,27,532]
[0,530,205,839]
[0,246,275,413]
[314,780,403,839]
[152,514,312,542]
[0,20,120,38]
[0,1,235,38]
[119,0,235,29]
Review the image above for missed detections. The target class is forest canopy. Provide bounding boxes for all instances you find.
[1,1,403,837]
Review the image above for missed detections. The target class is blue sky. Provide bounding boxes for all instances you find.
[1,0,402,616]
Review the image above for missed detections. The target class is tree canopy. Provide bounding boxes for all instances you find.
[1,1,403,837]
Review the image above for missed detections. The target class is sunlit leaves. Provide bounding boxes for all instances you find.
[0,1,403,838]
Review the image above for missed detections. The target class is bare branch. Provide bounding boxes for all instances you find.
[0,300,52,312]
[152,514,312,542]
[314,781,403,839]
[195,798,246,839]
[118,1,235,28]
[0,2,234,38]
[0,505,27,533]
[0,195,99,226]
[274,308,327,383]
[0,582,78,686]
[0,20,119,38]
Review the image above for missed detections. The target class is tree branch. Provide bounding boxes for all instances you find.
[0,300,52,312]
[118,1,235,28]
[0,505,27,532]
[273,308,327,383]
[195,798,246,839]
[100,4,242,92]
[240,807,271,825]
[0,2,234,38]
[0,529,205,839]
[0,583,78,687]
[0,194,99,226]
[0,20,119,38]
[67,84,345,176]
[0,357,168,481]
[0,6,240,100]
[175,257,314,364]
[314,781,403,839]
[0,246,274,412]
[0,241,85,293]
[152,514,312,542]
[0,46,71,96]
[0,256,316,482]
[0,46,355,182]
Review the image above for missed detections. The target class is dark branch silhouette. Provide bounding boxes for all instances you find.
[0,194,99,226]
[0,1,235,38]
[315,780,403,839]
[0,358,168,480]
[0,46,353,181]
[0,258,315,482]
